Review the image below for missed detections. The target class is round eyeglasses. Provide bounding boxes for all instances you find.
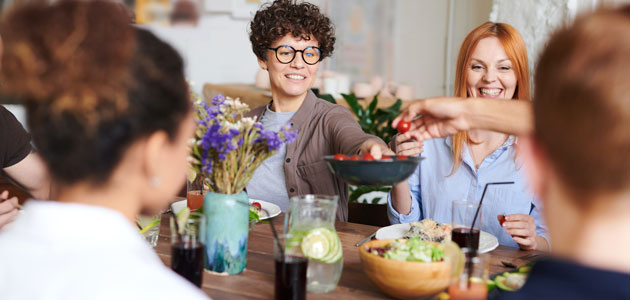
[267,45,321,65]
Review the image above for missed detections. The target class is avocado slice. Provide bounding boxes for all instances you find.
[495,275,516,292]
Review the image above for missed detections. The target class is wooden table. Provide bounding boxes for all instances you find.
[154,214,543,299]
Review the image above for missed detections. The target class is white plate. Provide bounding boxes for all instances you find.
[169,197,281,220]
[375,223,499,253]
[249,199,281,220]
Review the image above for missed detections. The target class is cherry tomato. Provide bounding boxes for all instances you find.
[497,214,506,226]
[397,120,411,134]
[351,154,361,160]
[362,154,375,161]
[333,154,349,160]
[396,155,408,160]
[252,202,262,209]
[381,155,392,160]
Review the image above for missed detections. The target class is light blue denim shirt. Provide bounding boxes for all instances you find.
[387,136,549,248]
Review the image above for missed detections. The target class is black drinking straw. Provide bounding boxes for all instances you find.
[263,208,284,259]
[167,210,184,243]
[466,181,514,287]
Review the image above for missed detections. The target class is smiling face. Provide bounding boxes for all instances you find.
[466,37,517,99]
[258,34,320,104]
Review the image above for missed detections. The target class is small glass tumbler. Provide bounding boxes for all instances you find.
[137,214,161,247]
[449,249,489,300]
[274,234,308,300]
[452,199,482,250]
[186,174,205,211]
[170,212,206,287]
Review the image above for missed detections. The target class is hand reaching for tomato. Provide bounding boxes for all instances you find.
[391,134,424,157]
[358,139,395,160]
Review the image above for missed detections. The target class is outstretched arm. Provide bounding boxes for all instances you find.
[392,97,533,141]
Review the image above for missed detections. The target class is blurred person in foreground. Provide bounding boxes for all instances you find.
[0,35,50,230]
[0,1,209,299]
[388,22,549,250]
[394,6,630,299]
[245,0,390,220]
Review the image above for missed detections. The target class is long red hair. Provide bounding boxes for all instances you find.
[451,22,530,173]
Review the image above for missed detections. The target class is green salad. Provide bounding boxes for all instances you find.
[369,237,445,262]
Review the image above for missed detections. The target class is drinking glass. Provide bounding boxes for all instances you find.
[170,212,206,287]
[451,199,482,250]
[448,249,489,300]
[274,234,308,300]
[137,214,161,247]
[186,174,205,211]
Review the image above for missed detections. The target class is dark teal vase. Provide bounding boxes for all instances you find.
[203,191,249,274]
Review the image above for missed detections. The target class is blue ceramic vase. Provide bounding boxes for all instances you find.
[203,191,249,274]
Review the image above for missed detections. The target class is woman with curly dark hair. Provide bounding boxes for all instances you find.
[246,0,391,221]
[0,1,209,298]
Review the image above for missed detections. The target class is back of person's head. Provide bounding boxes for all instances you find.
[249,0,335,61]
[534,5,630,203]
[0,0,189,188]
[454,22,530,101]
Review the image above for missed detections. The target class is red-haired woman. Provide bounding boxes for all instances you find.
[388,22,549,251]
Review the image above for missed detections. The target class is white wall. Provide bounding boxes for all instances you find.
[143,13,259,94]
[392,0,448,98]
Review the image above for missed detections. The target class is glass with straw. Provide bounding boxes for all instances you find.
[449,182,514,299]
[451,200,482,250]
[451,182,515,250]
[274,233,308,300]
[170,212,206,287]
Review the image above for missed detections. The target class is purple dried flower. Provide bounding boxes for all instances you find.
[229,128,241,136]
[211,94,225,105]
[281,128,298,144]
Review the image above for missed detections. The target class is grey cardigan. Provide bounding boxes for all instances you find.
[246,90,385,221]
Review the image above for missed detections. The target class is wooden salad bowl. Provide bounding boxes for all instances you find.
[358,239,451,299]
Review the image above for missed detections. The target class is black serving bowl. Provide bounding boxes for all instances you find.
[324,155,423,186]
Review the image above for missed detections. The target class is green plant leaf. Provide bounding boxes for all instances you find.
[348,186,392,203]
[341,93,364,119]
[367,94,378,115]
[319,93,337,104]
[387,99,403,112]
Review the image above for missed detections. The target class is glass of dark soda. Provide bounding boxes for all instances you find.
[170,212,206,287]
[274,234,308,300]
[451,199,482,250]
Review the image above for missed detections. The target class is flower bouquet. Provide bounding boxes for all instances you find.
[188,93,296,274]
[188,93,297,193]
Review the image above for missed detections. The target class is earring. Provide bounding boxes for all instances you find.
[151,177,161,187]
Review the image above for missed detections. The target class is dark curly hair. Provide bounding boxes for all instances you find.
[249,0,335,61]
[0,1,189,186]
